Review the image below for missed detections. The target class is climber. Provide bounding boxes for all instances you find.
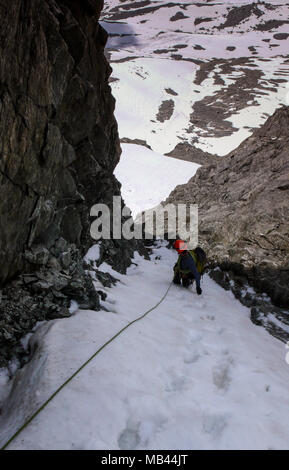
[173,240,206,295]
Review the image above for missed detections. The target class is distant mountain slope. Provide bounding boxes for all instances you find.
[101,1,289,160]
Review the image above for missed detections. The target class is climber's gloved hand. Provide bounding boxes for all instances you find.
[196,286,202,296]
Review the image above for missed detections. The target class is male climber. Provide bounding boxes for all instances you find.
[173,240,206,296]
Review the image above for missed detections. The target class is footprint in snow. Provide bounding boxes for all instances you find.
[202,412,228,438]
[194,297,206,308]
[212,358,234,392]
[200,314,215,321]
[183,351,201,364]
[165,375,187,393]
[118,423,141,450]
[118,413,168,450]
[188,331,203,344]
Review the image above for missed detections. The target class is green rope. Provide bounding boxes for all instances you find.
[1,281,173,450]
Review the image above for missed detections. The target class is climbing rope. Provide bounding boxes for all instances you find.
[1,281,173,450]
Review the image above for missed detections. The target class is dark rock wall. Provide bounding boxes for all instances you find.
[0,0,121,284]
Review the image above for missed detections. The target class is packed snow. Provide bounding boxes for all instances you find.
[114,144,200,218]
[1,244,289,450]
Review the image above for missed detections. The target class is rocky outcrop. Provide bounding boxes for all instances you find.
[0,0,146,366]
[165,106,289,338]
[218,3,263,29]
[120,137,152,149]
[165,142,218,165]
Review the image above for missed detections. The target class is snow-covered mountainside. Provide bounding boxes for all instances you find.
[1,1,288,453]
[103,1,289,331]
[1,243,289,450]
[102,0,289,161]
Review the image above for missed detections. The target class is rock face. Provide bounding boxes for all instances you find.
[165,107,289,319]
[0,0,119,282]
[0,0,146,366]
[165,142,218,165]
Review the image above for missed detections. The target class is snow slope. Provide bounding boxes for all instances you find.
[1,244,289,450]
[115,144,200,218]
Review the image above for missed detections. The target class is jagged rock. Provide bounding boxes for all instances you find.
[170,11,189,22]
[120,138,152,149]
[94,270,118,288]
[98,238,149,275]
[209,268,231,291]
[165,142,218,165]
[209,266,289,342]
[24,247,50,267]
[165,107,289,316]
[0,238,101,366]
[218,3,263,29]
[60,251,72,269]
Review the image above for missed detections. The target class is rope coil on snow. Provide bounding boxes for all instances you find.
[1,281,173,450]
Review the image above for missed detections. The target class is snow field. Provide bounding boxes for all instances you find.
[1,244,289,450]
[110,56,289,156]
[114,144,200,218]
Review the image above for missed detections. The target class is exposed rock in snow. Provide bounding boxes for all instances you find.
[165,142,218,165]
[102,0,289,156]
[218,3,264,30]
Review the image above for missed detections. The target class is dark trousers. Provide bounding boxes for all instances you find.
[173,271,195,288]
